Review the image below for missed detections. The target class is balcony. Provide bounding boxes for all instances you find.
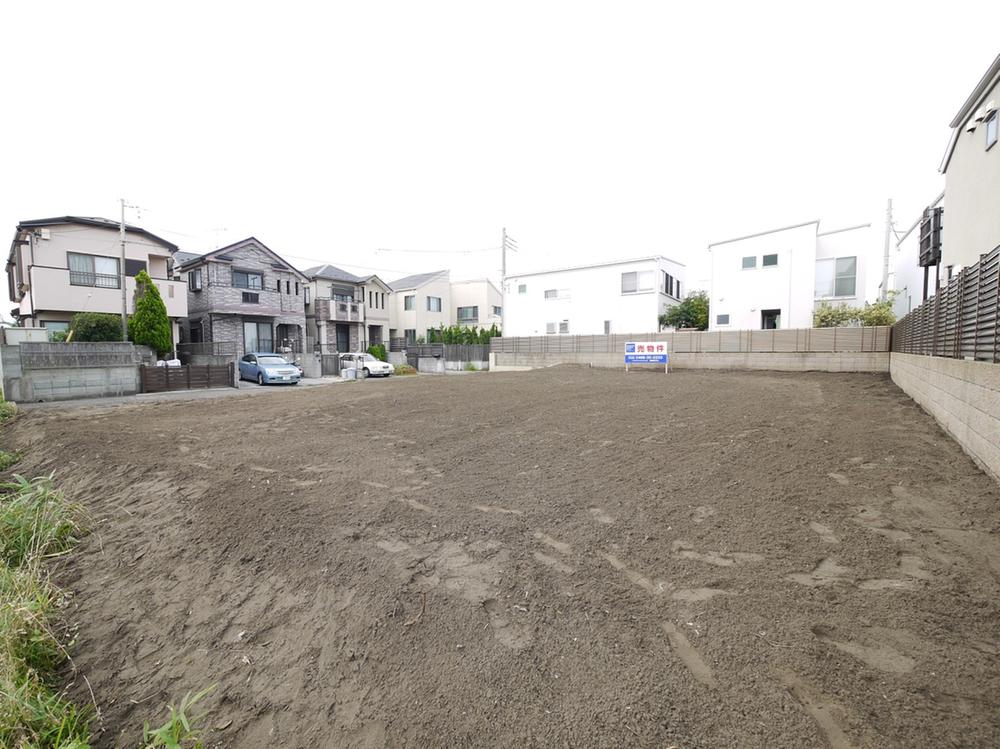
[30,266,188,318]
[315,298,363,322]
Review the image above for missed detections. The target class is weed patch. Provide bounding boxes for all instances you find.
[394,364,417,375]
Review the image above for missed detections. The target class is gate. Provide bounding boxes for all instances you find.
[321,355,341,376]
[140,363,235,393]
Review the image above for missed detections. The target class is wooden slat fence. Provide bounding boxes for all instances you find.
[140,363,235,393]
[892,245,1000,361]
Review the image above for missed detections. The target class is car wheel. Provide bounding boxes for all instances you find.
[363,368,370,378]
[257,372,265,386]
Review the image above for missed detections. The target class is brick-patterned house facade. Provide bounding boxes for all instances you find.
[304,264,392,353]
[178,238,307,355]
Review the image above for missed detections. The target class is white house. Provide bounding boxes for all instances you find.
[6,216,188,343]
[450,279,502,330]
[708,220,875,331]
[503,256,685,337]
[389,270,451,344]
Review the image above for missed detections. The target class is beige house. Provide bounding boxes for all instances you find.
[389,270,451,344]
[450,278,502,330]
[940,53,1000,270]
[304,264,392,352]
[6,216,187,343]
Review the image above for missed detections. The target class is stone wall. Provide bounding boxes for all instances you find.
[1,343,142,402]
[890,353,1000,482]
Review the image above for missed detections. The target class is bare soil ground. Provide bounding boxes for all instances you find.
[7,367,1000,748]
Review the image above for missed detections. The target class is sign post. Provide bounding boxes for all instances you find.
[624,341,669,374]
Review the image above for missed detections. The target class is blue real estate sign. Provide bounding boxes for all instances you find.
[624,341,669,364]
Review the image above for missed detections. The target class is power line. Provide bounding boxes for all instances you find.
[375,246,501,254]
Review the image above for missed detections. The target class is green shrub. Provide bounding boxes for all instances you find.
[0,451,20,471]
[70,312,122,342]
[367,344,387,362]
[394,364,417,375]
[463,361,479,371]
[659,291,709,331]
[128,270,173,356]
[0,401,16,424]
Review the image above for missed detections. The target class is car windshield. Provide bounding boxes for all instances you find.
[362,354,377,361]
[258,356,289,365]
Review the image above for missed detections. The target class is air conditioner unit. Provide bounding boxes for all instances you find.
[37,228,50,240]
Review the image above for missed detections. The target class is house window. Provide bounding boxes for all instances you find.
[124,259,147,277]
[762,254,778,267]
[369,291,373,307]
[41,321,70,340]
[457,306,478,322]
[242,292,260,304]
[518,284,526,294]
[404,295,415,311]
[492,305,502,316]
[559,320,569,334]
[188,268,203,292]
[233,270,263,290]
[285,280,290,294]
[546,322,556,334]
[676,281,682,298]
[742,256,756,269]
[662,271,677,297]
[243,321,272,353]
[295,282,299,296]
[381,292,386,308]
[604,320,611,335]
[304,286,311,305]
[716,314,730,325]
[621,271,654,294]
[427,296,442,312]
[404,328,417,344]
[987,111,998,150]
[68,252,120,288]
[544,289,558,299]
[815,256,857,297]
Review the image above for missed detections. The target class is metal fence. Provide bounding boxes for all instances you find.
[892,245,1000,362]
[490,327,891,355]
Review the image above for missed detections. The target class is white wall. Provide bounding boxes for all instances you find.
[709,223,817,331]
[944,75,1000,269]
[504,256,684,336]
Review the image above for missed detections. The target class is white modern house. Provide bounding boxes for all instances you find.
[6,216,188,343]
[503,256,685,336]
[708,220,875,331]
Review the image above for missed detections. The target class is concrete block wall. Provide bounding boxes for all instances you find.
[490,351,890,373]
[890,353,1000,482]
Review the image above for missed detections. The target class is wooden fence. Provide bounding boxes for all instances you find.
[892,245,1000,362]
[490,327,891,355]
[140,363,235,393]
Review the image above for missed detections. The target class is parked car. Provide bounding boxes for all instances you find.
[339,352,393,377]
[239,353,301,385]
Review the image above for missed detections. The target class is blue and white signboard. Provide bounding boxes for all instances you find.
[625,341,669,372]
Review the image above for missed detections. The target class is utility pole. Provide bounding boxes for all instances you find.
[119,198,129,341]
[501,228,518,334]
[881,198,893,301]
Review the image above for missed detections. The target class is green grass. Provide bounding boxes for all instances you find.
[0,451,20,472]
[0,475,91,749]
[142,686,214,749]
[393,364,417,375]
[462,361,480,372]
[0,400,17,424]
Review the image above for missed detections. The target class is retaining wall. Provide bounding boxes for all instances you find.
[890,353,1000,482]
[490,351,890,373]
[1,342,143,402]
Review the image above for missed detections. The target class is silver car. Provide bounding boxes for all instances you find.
[239,353,302,385]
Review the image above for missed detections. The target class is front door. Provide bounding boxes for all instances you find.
[369,325,383,346]
[336,323,350,352]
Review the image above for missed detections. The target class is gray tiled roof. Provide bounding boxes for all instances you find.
[389,270,448,291]
[173,251,203,265]
[304,264,368,283]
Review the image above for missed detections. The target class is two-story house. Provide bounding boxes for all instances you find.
[6,215,188,342]
[303,264,392,352]
[708,220,874,331]
[178,237,308,354]
[450,279,502,331]
[389,270,451,344]
[503,256,685,336]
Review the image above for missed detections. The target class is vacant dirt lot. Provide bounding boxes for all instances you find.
[7,367,1000,747]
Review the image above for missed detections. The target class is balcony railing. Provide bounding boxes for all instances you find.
[69,271,120,289]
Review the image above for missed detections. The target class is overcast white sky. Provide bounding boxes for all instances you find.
[2,1,998,290]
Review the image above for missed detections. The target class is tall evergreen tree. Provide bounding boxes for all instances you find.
[128,270,173,356]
